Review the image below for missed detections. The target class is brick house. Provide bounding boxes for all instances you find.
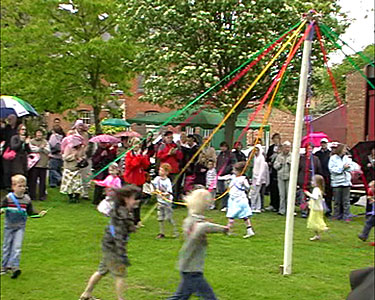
[311,64,375,147]
[45,75,297,144]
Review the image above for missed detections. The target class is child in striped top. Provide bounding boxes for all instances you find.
[1,175,47,278]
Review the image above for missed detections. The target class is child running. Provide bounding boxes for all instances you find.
[152,163,178,238]
[304,174,329,241]
[227,161,255,238]
[79,185,140,300]
[168,189,229,300]
[358,180,375,245]
[1,175,47,278]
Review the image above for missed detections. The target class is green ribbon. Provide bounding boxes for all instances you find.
[320,23,374,68]
[319,24,375,90]
[86,21,303,182]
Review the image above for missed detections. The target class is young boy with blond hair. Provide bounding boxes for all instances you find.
[152,163,179,238]
[168,189,228,299]
[1,174,47,278]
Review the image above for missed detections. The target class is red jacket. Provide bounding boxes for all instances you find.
[157,142,183,174]
[123,151,150,186]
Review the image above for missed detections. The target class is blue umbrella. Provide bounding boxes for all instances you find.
[0,95,39,118]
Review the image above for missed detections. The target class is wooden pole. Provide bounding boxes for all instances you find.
[282,13,317,276]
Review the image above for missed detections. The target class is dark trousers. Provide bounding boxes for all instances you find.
[359,215,375,240]
[133,185,143,224]
[323,176,333,214]
[28,167,47,200]
[2,158,12,190]
[168,272,217,300]
[217,180,229,209]
[169,173,183,203]
[93,185,104,205]
[269,177,280,210]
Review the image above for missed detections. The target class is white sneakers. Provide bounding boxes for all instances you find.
[243,228,255,239]
[220,207,227,212]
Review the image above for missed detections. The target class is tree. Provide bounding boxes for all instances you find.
[1,0,134,134]
[312,44,375,116]
[123,0,348,144]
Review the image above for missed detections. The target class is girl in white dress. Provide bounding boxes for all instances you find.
[226,162,255,238]
[304,174,329,241]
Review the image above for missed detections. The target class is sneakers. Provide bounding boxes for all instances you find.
[253,209,261,213]
[155,233,165,239]
[358,234,367,241]
[0,268,10,275]
[220,207,227,212]
[11,269,21,279]
[243,228,255,239]
[309,235,320,241]
[265,206,274,211]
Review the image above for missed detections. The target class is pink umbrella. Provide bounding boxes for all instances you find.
[301,132,330,147]
[89,134,120,144]
[115,131,142,138]
[61,134,84,152]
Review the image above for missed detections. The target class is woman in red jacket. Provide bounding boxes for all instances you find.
[123,137,150,227]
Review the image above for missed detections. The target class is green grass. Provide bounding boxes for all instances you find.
[1,188,374,300]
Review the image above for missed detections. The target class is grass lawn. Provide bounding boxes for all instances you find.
[1,187,374,300]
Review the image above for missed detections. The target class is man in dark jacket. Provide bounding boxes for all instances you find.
[314,138,332,215]
[216,141,237,211]
[297,143,322,218]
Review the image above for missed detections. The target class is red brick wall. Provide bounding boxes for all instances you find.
[346,71,367,147]
[123,77,171,119]
[252,106,296,143]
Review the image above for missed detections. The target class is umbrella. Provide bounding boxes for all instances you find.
[115,131,142,138]
[127,108,269,130]
[61,134,84,152]
[101,118,130,127]
[301,132,330,147]
[89,134,120,144]
[0,95,39,118]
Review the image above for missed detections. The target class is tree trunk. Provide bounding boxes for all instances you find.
[93,104,102,135]
[224,113,237,146]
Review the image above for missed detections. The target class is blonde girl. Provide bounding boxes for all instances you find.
[304,174,329,241]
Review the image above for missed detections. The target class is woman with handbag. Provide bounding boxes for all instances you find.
[60,141,85,203]
[2,115,19,190]
[28,129,50,201]
[10,124,30,177]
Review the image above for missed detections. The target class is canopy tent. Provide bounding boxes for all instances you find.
[128,108,270,149]
[100,118,130,127]
[127,108,270,130]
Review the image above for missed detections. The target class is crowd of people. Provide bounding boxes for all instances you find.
[1,114,374,299]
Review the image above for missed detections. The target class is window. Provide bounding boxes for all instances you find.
[144,110,159,116]
[78,110,93,125]
[137,75,144,93]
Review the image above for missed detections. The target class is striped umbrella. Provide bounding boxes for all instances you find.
[0,95,39,118]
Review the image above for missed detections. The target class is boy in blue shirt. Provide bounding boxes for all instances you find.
[1,174,47,278]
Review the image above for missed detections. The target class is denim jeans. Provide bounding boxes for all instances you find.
[168,272,218,300]
[217,180,229,209]
[2,226,25,269]
[332,186,351,220]
[49,158,63,187]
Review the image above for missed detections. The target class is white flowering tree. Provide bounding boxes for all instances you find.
[124,0,347,144]
[1,0,134,134]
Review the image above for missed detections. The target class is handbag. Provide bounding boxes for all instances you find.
[76,159,89,169]
[3,147,16,160]
[27,153,41,170]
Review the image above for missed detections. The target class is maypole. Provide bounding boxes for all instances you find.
[282,10,319,275]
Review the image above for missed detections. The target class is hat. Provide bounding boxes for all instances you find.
[331,142,339,148]
[320,138,328,143]
[72,119,84,129]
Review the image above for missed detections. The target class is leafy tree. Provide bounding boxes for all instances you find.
[312,44,374,116]
[123,0,348,144]
[1,0,134,134]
